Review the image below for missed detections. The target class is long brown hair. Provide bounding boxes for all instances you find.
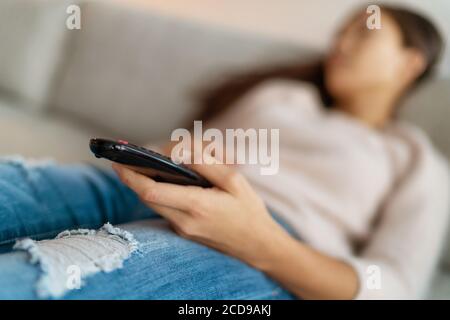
[194,5,444,124]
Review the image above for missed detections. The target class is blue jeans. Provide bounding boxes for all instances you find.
[0,158,296,299]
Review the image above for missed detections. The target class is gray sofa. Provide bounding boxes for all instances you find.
[0,0,449,299]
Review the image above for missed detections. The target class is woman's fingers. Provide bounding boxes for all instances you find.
[112,163,206,211]
[145,202,186,224]
[188,153,255,197]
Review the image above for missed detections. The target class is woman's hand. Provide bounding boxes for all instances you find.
[112,154,360,299]
[111,154,289,267]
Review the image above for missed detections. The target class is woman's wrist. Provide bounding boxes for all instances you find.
[244,219,297,272]
[245,222,360,300]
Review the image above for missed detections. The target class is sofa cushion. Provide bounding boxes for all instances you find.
[399,79,450,160]
[427,268,450,299]
[0,96,108,166]
[51,0,314,144]
[0,0,74,110]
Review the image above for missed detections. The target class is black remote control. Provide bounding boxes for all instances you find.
[89,138,213,188]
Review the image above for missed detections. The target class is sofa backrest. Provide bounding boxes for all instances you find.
[0,0,74,109]
[399,79,450,160]
[49,0,314,143]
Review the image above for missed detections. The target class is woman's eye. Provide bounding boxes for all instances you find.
[358,23,369,33]
[353,25,370,40]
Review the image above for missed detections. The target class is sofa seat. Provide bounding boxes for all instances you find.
[0,97,107,165]
[428,269,450,299]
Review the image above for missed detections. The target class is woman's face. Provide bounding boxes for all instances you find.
[325,11,413,100]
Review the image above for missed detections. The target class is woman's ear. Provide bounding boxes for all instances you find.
[403,48,427,83]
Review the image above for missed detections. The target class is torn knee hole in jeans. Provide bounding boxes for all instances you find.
[14,223,139,298]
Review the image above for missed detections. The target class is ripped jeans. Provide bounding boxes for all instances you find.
[0,158,296,300]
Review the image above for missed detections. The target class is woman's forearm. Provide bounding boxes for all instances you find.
[247,228,359,300]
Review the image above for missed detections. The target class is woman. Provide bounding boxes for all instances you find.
[0,5,448,299]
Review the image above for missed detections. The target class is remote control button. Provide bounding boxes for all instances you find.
[118,140,129,144]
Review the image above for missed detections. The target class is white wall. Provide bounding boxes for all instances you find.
[127,0,450,76]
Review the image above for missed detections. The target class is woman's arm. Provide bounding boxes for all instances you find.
[248,227,359,299]
[112,153,359,300]
[266,142,449,300]
[340,139,450,299]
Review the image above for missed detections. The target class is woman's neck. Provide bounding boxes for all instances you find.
[335,90,399,128]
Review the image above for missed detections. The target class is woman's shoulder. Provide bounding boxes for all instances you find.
[239,78,324,116]
[246,78,321,98]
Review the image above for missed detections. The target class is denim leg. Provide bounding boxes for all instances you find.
[0,158,157,249]
[0,218,296,300]
[0,157,298,299]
